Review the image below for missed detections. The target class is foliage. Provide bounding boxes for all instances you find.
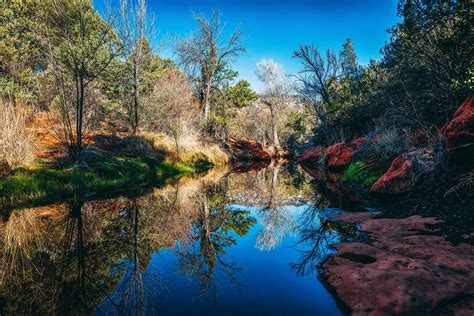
[280,107,315,147]
[145,69,196,157]
[207,76,258,139]
[295,1,472,145]
[342,161,381,188]
[115,0,155,134]
[225,80,257,108]
[0,0,46,105]
[42,0,121,160]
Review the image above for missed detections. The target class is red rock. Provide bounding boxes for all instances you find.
[371,148,435,194]
[443,96,474,165]
[300,163,323,179]
[325,137,367,168]
[228,160,271,174]
[227,138,271,162]
[323,212,474,315]
[298,146,324,165]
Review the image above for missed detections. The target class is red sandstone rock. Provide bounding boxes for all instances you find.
[227,138,271,162]
[299,163,323,179]
[228,160,271,174]
[443,96,474,165]
[325,137,367,168]
[323,212,474,315]
[371,148,435,194]
[298,146,324,165]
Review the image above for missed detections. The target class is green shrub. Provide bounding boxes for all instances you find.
[342,161,381,188]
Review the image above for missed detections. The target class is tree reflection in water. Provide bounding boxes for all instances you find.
[176,182,256,301]
[0,165,356,314]
[106,198,148,316]
[0,199,130,315]
[255,163,297,251]
[290,205,359,277]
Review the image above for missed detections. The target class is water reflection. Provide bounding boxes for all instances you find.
[0,164,355,315]
[175,182,255,301]
[291,207,359,277]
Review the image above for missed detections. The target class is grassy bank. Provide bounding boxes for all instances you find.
[0,155,214,209]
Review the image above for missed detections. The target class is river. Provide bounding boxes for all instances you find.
[0,163,472,315]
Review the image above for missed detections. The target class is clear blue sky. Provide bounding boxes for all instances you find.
[96,0,399,91]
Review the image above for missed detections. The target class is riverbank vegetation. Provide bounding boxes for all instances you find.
[1,0,472,204]
[296,1,472,197]
[0,0,241,201]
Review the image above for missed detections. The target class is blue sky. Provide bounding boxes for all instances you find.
[96,0,399,91]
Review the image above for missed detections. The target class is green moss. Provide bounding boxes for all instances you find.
[0,156,213,209]
[342,161,382,188]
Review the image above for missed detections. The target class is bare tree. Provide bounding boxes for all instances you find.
[43,0,121,163]
[147,69,196,159]
[116,0,154,134]
[255,59,293,150]
[175,10,245,121]
[293,45,342,138]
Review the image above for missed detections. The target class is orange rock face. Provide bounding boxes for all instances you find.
[228,138,272,162]
[443,96,474,166]
[325,137,367,168]
[298,146,325,165]
[371,148,435,194]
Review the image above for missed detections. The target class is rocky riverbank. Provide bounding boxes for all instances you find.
[320,211,474,315]
[297,96,473,198]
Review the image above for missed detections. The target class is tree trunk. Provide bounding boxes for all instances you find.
[132,63,140,134]
[270,105,280,150]
[76,68,85,163]
[203,82,211,121]
[200,195,211,257]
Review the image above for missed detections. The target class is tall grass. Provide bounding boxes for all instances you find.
[0,156,213,209]
[0,102,35,168]
[1,208,44,280]
[354,127,411,171]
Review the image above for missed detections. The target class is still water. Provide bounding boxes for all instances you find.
[0,164,358,315]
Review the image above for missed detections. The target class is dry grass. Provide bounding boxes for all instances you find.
[444,171,474,198]
[1,208,45,280]
[143,132,228,166]
[0,101,36,168]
